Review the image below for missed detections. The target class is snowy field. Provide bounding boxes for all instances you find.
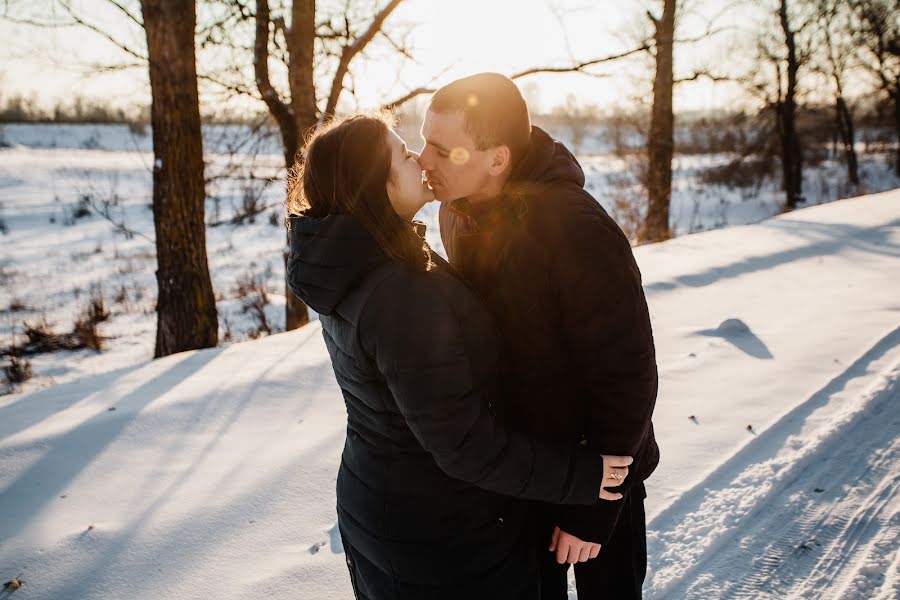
[0,124,899,598]
[1,123,898,396]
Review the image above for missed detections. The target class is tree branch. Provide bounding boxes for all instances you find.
[324,0,405,117]
[380,45,647,110]
[509,45,650,79]
[379,28,414,61]
[254,0,294,133]
[381,86,434,110]
[272,14,288,38]
[86,61,146,73]
[1,2,145,61]
[349,0,405,55]
[0,15,74,28]
[57,0,146,61]
[380,65,456,110]
[199,73,260,100]
[674,26,735,45]
[102,0,143,28]
[674,71,736,84]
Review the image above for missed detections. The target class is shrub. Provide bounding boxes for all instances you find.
[113,285,128,305]
[72,316,103,351]
[87,285,110,323]
[7,299,28,312]
[1,300,107,357]
[73,195,92,220]
[699,156,775,189]
[4,355,33,386]
[234,271,273,338]
[232,184,265,225]
[22,319,73,353]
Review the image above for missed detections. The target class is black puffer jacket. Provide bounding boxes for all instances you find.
[439,126,660,546]
[286,214,604,595]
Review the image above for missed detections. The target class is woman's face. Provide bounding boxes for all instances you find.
[386,129,434,221]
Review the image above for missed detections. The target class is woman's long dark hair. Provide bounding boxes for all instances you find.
[286,112,432,271]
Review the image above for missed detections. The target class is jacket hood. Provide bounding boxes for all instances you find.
[286,214,388,315]
[509,126,586,191]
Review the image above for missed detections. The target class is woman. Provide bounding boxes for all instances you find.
[285,113,631,599]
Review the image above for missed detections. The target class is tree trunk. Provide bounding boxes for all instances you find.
[834,96,860,185]
[255,0,403,328]
[283,0,317,330]
[778,0,803,210]
[142,0,218,357]
[254,0,313,330]
[820,2,858,187]
[641,0,676,244]
[894,81,900,177]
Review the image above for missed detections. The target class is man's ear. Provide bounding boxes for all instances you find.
[488,145,512,176]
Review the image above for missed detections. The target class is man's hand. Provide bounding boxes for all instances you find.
[549,526,601,564]
[600,454,633,500]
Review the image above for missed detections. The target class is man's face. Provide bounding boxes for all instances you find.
[418,109,495,203]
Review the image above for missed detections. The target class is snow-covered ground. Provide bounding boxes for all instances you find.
[1,183,898,598]
[0,142,289,393]
[2,124,898,396]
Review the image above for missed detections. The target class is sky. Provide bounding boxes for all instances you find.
[0,0,767,117]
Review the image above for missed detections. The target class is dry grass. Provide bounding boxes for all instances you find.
[699,156,775,190]
[234,271,274,338]
[3,355,33,387]
[1,292,109,357]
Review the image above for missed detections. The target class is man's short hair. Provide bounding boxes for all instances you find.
[429,72,531,166]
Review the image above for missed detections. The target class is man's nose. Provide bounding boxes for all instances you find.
[416,149,430,170]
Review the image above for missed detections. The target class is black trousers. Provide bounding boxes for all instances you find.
[537,483,647,599]
[339,526,540,600]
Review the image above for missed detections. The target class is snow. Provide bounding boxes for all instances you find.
[0,122,285,155]
[0,144,290,393]
[1,125,899,598]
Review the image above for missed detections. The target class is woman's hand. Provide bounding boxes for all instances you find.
[549,526,601,564]
[599,454,632,500]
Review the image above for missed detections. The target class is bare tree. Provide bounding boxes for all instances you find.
[851,0,900,176]
[245,0,656,328]
[250,0,408,330]
[3,0,218,355]
[618,0,737,243]
[750,1,811,210]
[641,0,677,243]
[814,0,860,185]
[1,0,149,69]
[142,0,218,356]
[777,0,805,209]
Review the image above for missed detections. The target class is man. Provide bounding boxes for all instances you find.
[418,73,660,599]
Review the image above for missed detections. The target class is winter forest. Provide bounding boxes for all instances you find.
[0,0,898,598]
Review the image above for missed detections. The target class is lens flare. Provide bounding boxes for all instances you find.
[450,147,470,165]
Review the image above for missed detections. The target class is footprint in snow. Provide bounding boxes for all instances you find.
[328,523,344,554]
[310,525,345,555]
